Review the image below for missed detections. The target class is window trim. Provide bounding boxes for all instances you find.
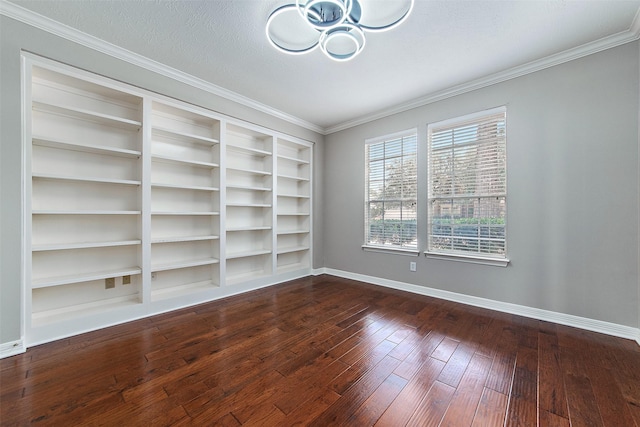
[364,128,418,253]
[426,106,508,265]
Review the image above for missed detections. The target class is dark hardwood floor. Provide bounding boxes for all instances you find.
[2,274,639,426]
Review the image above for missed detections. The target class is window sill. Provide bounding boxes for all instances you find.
[362,245,420,256]
[424,251,510,267]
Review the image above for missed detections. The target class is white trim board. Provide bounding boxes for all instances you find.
[314,268,640,345]
[2,1,639,136]
[0,339,26,359]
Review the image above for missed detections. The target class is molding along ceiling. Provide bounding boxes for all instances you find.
[2,0,640,135]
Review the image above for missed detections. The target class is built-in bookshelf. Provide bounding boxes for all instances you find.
[225,124,274,285]
[28,64,144,327]
[150,101,221,300]
[23,54,313,345]
[275,137,312,273]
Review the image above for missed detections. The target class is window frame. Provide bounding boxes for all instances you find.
[425,107,509,267]
[363,128,419,255]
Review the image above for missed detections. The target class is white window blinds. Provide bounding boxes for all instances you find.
[428,108,507,258]
[365,130,418,250]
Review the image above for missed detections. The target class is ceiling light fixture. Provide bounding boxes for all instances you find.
[266,0,414,62]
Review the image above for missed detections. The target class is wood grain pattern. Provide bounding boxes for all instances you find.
[2,274,639,426]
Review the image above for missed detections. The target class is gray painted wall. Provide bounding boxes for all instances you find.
[323,42,640,328]
[0,16,324,344]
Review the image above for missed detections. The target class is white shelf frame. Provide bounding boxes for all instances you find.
[22,53,314,348]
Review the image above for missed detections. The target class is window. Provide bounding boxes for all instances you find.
[427,107,507,261]
[364,130,418,251]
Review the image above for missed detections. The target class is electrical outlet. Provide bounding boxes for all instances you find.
[122,275,131,285]
[105,277,115,289]
[410,261,417,272]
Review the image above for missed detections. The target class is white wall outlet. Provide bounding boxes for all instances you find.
[410,261,417,272]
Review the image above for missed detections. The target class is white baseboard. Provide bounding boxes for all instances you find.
[321,268,640,345]
[0,339,26,359]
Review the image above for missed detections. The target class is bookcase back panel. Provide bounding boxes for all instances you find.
[33,145,139,181]
[32,277,141,317]
[226,206,272,229]
[277,197,309,214]
[33,73,142,123]
[151,241,218,264]
[277,215,310,233]
[227,188,272,205]
[152,105,219,141]
[32,111,141,151]
[32,245,140,281]
[32,180,139,211]
[151,265,219,295]
[151,188,216,212]
[151,216,218,239]
[226,230,271,254]
[151,161,217,188]
[151,134,218,163]
[32,215,139,246]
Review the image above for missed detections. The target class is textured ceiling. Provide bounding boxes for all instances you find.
[6,0,640,132]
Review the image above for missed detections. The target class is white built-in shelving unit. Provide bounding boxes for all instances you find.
[149,101,221,301]
[276,138,312,273]
[224,124,274,285]
[28,64,144,328]
[23,54,313,345]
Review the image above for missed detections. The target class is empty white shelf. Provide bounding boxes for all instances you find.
[33,100,141,130]
[227,184,271,192]
[33,210,141,215]
[151,258,219,272]
[32,239,142,251]
[153,126,219,145]
[227,166,272,176]
[32,266,142,289]
[277,193,310,199]
[151,211,219,216]
[226,249,271,259]
[33,173,141,186]
[227,143,271,157]
[277,246,310,255]
[151,183,219,192]
[33,136,141,158]
[277,173,310,181]
[151,154,218,168]
[277,154,310,164]
[227,226,271,232]
[151,235,219,244]
[277,229,309,235]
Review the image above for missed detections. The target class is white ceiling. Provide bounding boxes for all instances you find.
[5,0,640,133]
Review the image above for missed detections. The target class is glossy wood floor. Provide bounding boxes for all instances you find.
[2,275,640,426]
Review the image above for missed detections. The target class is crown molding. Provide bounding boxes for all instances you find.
[0,1,325,135]
[2,1,639,136]
[326,11,640,135]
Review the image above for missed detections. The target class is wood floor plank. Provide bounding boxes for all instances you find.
[471,387,508,427]
[308,355,400,426]
[375,356,446,426]
[2,274,638,426]
[538,330,569,418]
[406,381,456,427]
[439,353,493,427]
[346,373,408,425]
